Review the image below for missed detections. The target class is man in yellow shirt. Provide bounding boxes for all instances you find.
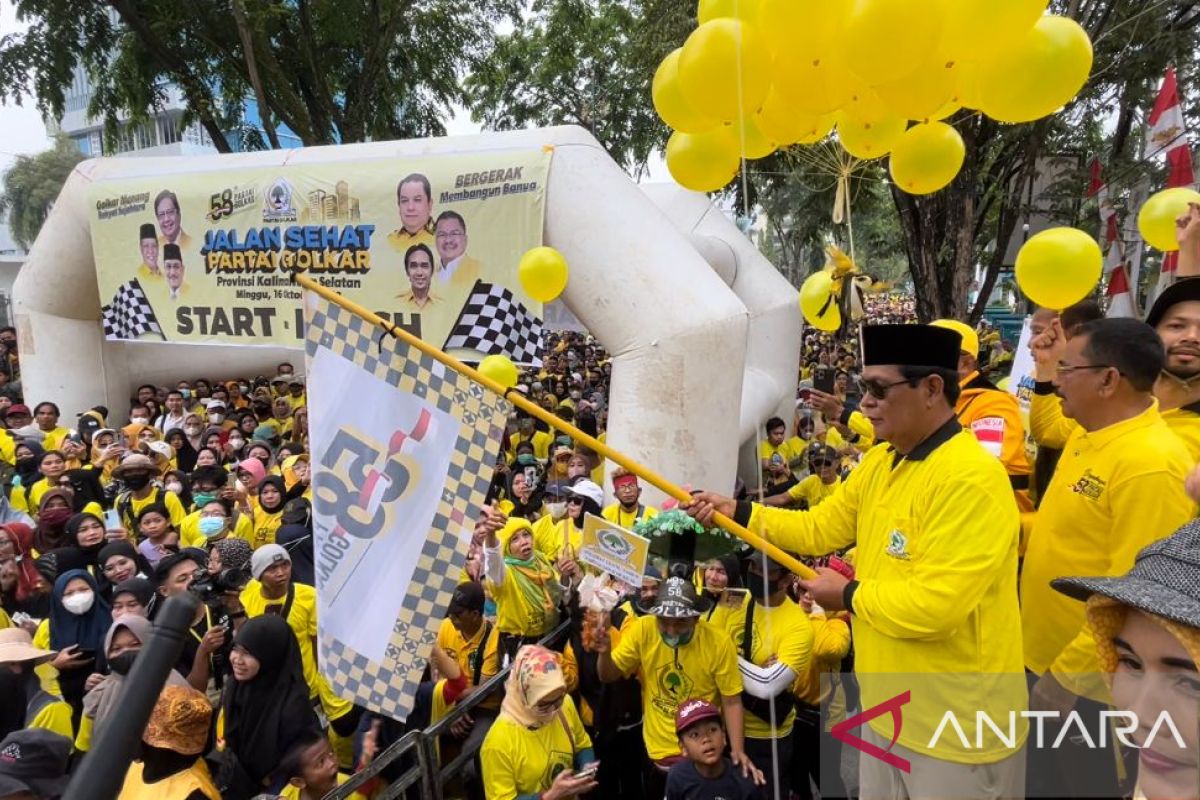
[602,467,659,528]
[433,210,482,293]
[764,444,841,508]
[687,323,1026,799]
[758,417,800,493]
[136,223,163,282]
[32,402,69,452]
[595,576,753,800]
[1023,317,1194,797]
[0,628,75,740]
[387,173,436,253]
[397,243,440,311]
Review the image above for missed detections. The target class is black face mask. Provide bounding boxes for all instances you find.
[109,650,138,676]
[123,473,151,491]
[750,571,783,601]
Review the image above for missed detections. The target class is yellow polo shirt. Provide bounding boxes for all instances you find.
[721,595,813,739]
[600,503,658,530]
[480,695,591,800]
[785,474,841,508]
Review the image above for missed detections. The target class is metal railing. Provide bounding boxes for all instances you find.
[327,619,571,800]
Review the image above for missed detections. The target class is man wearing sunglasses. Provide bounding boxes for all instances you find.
[1020,317,1194,797]
[686,323,1026,800]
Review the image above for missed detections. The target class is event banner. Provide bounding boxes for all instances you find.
[88,148,550,358]
[579,513,650,586]
[303,291,508,720]
[1006,317,1038,463]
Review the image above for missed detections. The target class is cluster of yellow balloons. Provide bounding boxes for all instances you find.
[656,0,1093,196]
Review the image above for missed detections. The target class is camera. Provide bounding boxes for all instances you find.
[190,566,251,600]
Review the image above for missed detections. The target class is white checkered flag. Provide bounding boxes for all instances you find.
[101,279,164,341]
[443,280,543,365]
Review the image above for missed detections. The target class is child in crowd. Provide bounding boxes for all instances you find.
[665,699,759,800]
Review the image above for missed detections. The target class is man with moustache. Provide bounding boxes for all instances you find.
[136,223,162,281]
[154,190,191,248]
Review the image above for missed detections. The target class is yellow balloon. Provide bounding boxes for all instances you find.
[954,61,983,109]
[479,355,520,390]
[1015,227,1102,309]
[835,110,907,160]
[698,0,763,25]
[888,122,965,195]
[518,246,569,303]
[773,44,855,116]
[977,15,1093,124]
[874,59,957,121]
[938,0,1046,62]
[794,114,836,145]
[1138,187,1200,252]
[843,0,945,86]
[653,49,718,134]
[756,89,807,145]
[800,271,841,331]
[729,117,776,159]
[759,0,847,54]
[929,99,961,121]
[666,128,741,192]
[679,19,774,122]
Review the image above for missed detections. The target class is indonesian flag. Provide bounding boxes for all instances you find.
[1106,262,1136,319]
[1087,158,1118,242]
[1147,67,1195,299]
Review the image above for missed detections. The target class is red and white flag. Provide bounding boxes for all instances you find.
[1089,159,1136,317]
[1147,67,1195,299]
[1105,263,1136,318]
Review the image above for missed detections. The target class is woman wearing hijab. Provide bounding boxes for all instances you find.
[62,468,108,514]
[251,476,287,550]
[0,522,49,617]
[701,552,745,625]
[166,427,199,474]
[33,488,76,554]
[484,516,564,667]
[97,540,152,599]
[274,499,314,586]
[1052,520,1200,800]
[89,428,123,489]
[64,512,109,573]
[111,577,156,619]
[218,615,321,799]
[480,645,597,800]
[10,440,45,513]
[280,454,311,503]
[78,615,191,752]
[40,568,113,723]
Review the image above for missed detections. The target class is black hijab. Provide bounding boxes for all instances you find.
[165,427,198,473]
[63,468,106,512]
[14,441,44,486]
[64,512,106,568]
[222,615,320,784]
[256,476,287,515]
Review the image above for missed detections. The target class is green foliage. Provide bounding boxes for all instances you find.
[0,0,523,152]
[0,136,85,250]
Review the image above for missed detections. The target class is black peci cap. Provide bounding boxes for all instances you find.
[860,324,961,370]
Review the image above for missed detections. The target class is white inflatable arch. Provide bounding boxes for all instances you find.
[14,125,799,502]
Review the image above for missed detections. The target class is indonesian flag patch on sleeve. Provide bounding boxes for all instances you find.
[970,417,1005,458]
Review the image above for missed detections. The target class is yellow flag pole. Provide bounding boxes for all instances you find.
[294,274,816,580]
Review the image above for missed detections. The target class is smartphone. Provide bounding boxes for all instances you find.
[814,368,835,395]
[718,587,750,609]
[226,470,239,488]
[576,762,600,781]
[103,508,121,531]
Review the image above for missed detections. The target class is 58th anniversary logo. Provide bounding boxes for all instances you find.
[88,150,550,347]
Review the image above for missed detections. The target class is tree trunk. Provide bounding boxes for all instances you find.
[231,0,281,149]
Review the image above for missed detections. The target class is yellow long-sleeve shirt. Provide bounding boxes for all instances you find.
[1021,401,1194,700]
[1032,390,1200,461]
[739,418,1025,764]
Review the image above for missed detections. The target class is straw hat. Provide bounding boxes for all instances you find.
[0,628,55,666]
[113,453,156,478]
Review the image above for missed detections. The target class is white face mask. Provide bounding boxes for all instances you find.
[165,482,183,494]
[130,417,149,425]
[209,413,224,424]
[228,437,244,449]
[184,425,202,436]
[546,501,567,520]
[62,590,95,615]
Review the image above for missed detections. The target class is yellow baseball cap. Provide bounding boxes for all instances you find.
[930,319,979,358]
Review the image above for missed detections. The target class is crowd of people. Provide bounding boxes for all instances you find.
[5,248,1200,800]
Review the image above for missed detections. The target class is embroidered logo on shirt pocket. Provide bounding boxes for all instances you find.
[885,529,911,561]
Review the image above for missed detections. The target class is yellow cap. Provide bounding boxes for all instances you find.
[930,319,979,358]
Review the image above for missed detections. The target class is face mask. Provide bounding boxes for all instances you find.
[546,501,567,519]
[123,473,151,491]
[62,590,95,615]
[108,650,138,675]
[516,453,536,466]
[570,391,582,400]
[192,491,216,508]
[130,417,149,425]
[165,482,183,494]
[199,517,227,538]
[184,425,202,436]
[228,438,244,449]
[209,413,224,424]
[179,389,191,400]
[39,507,73,527]
[16,456,34,470]
[659,629,694,648]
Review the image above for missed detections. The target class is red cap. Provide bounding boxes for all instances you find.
[5,404,30,417]
[675,698,721,735]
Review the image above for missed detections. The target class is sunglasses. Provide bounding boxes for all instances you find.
[856,376,914,400]
[566,497,584,505]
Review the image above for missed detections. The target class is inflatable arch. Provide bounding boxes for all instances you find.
[14,126,799,502]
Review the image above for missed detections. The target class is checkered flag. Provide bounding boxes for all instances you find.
[443,280,543,365]
[101,280,163,341]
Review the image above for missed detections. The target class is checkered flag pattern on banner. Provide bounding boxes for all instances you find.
[443,280,543,365]
[101,280,163,341]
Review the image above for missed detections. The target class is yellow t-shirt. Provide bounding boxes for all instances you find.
[530,514,567,559]
[435,617,499,687]
[721,596,814,738]
[480,695,592,800]
[250,507,282,549]
[117,489,187,533]
[508,431,553,461]
[785,474,841,508]
[178,510,256,549]
[41,427,70,452]
[609,614,742,760]
[239,580,352,721]
[600,503,658,530]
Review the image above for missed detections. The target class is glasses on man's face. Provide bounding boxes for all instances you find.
[857,377,913,400]
[1055,362,1115,376]
[567,497,584,505]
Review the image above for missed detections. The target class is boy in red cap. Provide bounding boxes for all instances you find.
[665,698,760,800]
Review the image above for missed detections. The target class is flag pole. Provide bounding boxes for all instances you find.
[294,274,816,580]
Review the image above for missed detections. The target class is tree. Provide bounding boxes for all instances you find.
[0,0,522,153]
[0,136,85,251]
